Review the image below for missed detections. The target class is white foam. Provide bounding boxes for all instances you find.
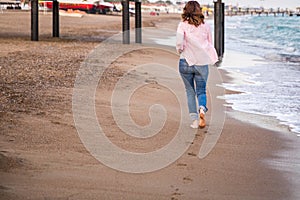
[220,50,300,136]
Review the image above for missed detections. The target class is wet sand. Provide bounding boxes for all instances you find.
[0,10,300,199]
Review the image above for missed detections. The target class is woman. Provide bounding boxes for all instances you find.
[176,1,218,129]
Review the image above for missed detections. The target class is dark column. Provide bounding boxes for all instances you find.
[53,0,59,37]
[31,0,38,41]
[214,0,225,59]
[221,2,224,56]
[135,0,142,43]
[122,0,130,44]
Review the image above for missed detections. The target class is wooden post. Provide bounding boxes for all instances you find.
[122,0,130,44]
[53,0,59,37]
[214,0,224,60]
[31,0,38,41]
[221,2,224,56]
[135,0,142,43]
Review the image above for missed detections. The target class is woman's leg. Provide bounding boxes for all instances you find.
[194,65,209,113]
[179,59,198,121]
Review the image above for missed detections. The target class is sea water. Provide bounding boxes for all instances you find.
[223,15,300,135]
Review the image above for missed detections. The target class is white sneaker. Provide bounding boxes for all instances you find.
[190,120,199,129]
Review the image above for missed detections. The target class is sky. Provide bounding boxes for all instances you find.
[194,0,299,9]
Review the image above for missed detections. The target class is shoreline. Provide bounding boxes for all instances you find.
[219,49,300,136]
[1,11,300,199]
[219,49,300,198]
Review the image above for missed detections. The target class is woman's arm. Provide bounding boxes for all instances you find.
[176,22,185,54]
[206,24,213,45]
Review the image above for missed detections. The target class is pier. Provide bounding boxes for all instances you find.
[225,6,300,17]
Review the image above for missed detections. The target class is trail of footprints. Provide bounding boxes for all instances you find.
[171,151,198,199]
[171,187,182,200]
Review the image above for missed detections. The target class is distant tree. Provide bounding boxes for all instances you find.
[104,0,118,2]
[105,0,150,2]
[155,0,165,4]
[165,0,173,5]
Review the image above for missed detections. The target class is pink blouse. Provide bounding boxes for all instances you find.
[176,21,218,66]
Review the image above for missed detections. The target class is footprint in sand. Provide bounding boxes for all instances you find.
[187,152,197,157]
[171,188,182,200]
[176,163,187,167]
[183,176,193,184]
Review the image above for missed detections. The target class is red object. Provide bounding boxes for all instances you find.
[42,0,113,14]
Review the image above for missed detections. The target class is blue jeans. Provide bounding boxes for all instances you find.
[179,59,209,121]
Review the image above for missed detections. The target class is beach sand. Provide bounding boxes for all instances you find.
[1,10,300,199]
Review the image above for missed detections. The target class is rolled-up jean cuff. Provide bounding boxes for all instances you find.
[189,113,198,121]
[199,105,208,113]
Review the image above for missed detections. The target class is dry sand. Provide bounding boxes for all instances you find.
[0,10,300,200]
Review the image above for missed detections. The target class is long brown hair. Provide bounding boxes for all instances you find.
[181,1,205,27]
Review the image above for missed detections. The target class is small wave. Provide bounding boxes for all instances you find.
[264,53,300,63]
[285,47,296,53]
[278,53,300,63]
